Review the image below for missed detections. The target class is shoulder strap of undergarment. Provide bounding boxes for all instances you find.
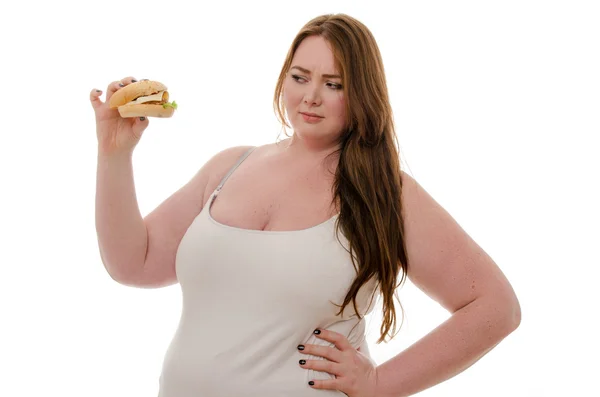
[215,146,257,192]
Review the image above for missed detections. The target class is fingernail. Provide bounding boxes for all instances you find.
[297,345,305,350]
[313,329,321,335]
[95,90,102,93]
[299,360,306,365]
[119,83,125,87]
[140,117,146,121]
[308,381,314,386]
[131,79,137,82]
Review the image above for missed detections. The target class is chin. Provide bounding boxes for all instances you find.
[292,126,321,137]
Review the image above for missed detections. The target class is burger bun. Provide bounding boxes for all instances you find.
[109,80,176,118]
[117,104,175,118]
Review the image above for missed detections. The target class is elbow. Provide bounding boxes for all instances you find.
[499,290,522,334]
[478,287,522,336]
[105,262,144,287]
[510,297,522,331]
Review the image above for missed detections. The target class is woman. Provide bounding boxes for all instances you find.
[91,13,521,397]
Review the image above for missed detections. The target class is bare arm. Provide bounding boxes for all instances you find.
[374,172,521,397]
[95,151,147,283]
[95,145,255,288]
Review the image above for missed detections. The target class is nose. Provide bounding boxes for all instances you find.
[303,84,321,106]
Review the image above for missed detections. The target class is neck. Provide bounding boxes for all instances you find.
[274,136,341,176]
[279,135,341,158]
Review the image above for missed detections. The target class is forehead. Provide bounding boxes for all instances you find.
[291,36,339,74]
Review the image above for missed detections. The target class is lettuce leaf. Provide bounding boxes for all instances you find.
[162,101,178,110]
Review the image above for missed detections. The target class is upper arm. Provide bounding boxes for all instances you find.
[400,171,520,320]
[125,145,254,288]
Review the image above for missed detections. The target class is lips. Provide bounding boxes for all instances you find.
[300,112,323,118]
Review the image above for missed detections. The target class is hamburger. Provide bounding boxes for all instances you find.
[109,80,178,118]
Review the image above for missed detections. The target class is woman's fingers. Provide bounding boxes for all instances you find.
[89,88,104,110]
[91,76,143,113]
[105,76,138,102]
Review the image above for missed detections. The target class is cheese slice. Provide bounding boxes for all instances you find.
[125,91,168,105]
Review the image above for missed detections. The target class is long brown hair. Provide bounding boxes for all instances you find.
[273,14,409,344]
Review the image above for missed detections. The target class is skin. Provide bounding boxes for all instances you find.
[285,36,521,396]
[202,34,351,229]
[91,33,520,397]
[279,35,347,161]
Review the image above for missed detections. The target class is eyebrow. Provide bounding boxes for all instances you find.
[290,65,341,79]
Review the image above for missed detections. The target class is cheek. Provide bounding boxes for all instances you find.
[282,81,301,109]
[333,96,346,123]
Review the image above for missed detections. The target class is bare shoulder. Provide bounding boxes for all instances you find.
[200,145,257,205]
[129,144,256,289]
[399,171,520,323]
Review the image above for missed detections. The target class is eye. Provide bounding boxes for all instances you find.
[291,74,306,83]
[292,74,343,90]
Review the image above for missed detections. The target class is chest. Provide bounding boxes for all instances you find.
[208,161,338,232]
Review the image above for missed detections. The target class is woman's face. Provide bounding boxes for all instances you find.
[283,35,347,146]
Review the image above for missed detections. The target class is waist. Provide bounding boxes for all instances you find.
[157,312,371,396]
[158,343,347,397]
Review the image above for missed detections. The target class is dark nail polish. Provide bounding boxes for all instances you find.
[140,117,146,121]
[95,90,101,93]
[308,381,314,386]
[297,345,305,350]
[299,359,306,365]
[314,329,321,335]
[131,79,137,82]
[119,83,124,87]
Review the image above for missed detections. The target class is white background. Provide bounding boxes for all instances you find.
[1,1,598,396]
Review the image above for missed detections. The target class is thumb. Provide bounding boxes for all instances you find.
[89,88,104,110]
[131,116,149,139]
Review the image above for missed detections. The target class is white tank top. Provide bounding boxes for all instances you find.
[158,147,380,397]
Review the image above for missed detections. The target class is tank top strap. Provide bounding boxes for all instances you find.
[215,146,257,193]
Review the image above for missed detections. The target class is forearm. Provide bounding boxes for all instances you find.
[95,151,148,281]
[375,296,520,397]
